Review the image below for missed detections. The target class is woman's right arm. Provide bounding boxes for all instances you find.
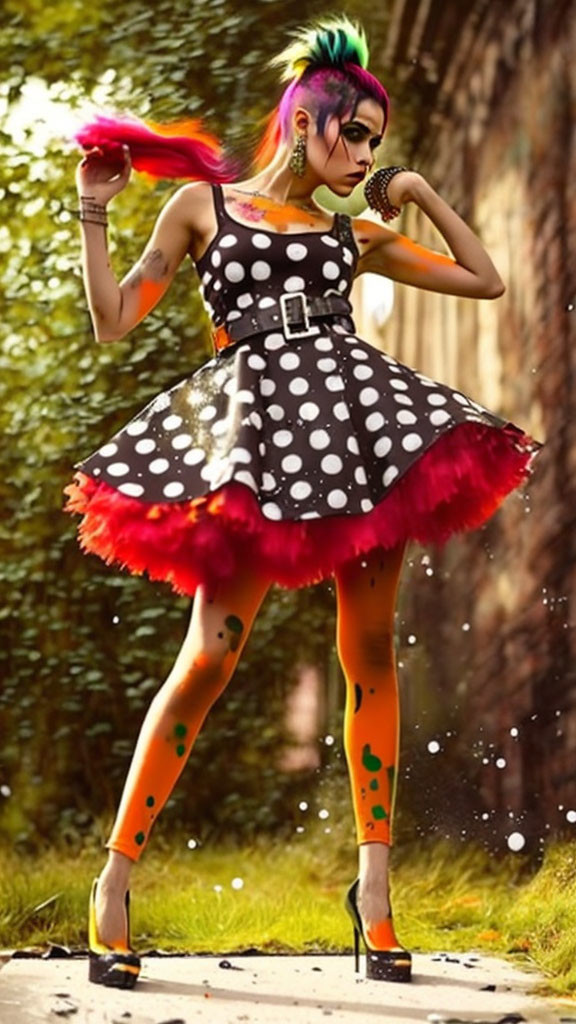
[75,146,211,342]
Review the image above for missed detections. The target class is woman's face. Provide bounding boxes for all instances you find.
[302,97,385,195]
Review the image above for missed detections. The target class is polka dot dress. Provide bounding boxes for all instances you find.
[74,185,535,527]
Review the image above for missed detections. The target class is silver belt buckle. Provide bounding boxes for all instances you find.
[280,292,319,340]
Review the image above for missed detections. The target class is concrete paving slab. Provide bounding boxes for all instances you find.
[0,952,573,1024]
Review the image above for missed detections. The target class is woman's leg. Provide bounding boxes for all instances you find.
[334,543,406,946]
[95,565,272,947]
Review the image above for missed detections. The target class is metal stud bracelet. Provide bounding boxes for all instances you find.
[364,166,410,222]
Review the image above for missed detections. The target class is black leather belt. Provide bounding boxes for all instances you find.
[219,292,355,349]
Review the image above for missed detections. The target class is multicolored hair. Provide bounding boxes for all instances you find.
[71,17,388,182]
[254,17,390,170]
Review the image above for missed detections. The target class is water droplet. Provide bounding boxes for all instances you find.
[427,740,440,754]
[407,634,417,645]
[0,785,11,798]
[324,827,331,834]
[213,884,223,893]
[296,825,305,833]
[507,831,525,852]
[231,877,244,890]
[298,800,308,811]
[187,838,198,850]
[421,554,430,566]
[462,622,470,632]
[510,727,519,737]
[426,567,434,576]
[566,810,576,824]
[318,808,330,820]
[496,757,506,769]
[324,734,335,746]
[112,615,120,624]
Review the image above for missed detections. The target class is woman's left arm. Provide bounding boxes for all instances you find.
[353,171,505,299]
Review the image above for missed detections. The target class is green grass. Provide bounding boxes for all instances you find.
[1,823,576,1001]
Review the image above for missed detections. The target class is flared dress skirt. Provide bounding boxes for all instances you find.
[64,186,540,595]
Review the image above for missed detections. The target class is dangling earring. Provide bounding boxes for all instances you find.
[289,133,307,177]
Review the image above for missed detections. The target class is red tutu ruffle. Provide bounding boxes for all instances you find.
[63,422,537,595]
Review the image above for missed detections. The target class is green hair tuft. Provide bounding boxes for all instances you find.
[270,15,370,82]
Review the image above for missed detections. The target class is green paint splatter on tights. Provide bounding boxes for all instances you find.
[362,744,382,772]
[146,795,155,807]
[225,614,244,652]
[135,831,145,846]
[369,779,379,791]
[371,805,388,821]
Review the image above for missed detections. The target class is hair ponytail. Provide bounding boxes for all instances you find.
[73,111,236,183]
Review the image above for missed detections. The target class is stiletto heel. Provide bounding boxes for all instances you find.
[344,878,412,983]
[88,878,141,988]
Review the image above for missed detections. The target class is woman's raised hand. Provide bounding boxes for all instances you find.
[75,143,132,206]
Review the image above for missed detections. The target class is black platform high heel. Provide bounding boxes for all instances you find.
[344,878,412,982]
[88,878,141,988]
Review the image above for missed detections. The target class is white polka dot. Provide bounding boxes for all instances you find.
[365,412,385,432]
[212,419,228,437]
[327,489,347,509]
[397,410,417,425]
[314,337,333,351]
[430,409,452,426]
[290,481,312,500]
[282,454,302,473]
[374,436,392,458]
[224,261,245,283]
[199,405,218,420]
[342,248,354,265]
[272,429,293,447]
[321,454,342,474]
[172,433,193,449]
[262,472,276,492]
[402,433,424,452]
[359,387,379,406]
[213,368,228,387]
[118,482,144,497]
[338,279,348,292]
[248,354,266,371]
[267,404,285,421]
[149,458,170,474]
[213,280,222,291]
[393,393,414,406]
[355,466,367,485]
[251,261,272,281]
[223,379,236,396]
[107,462,129,477]
[279,352,300,371]
[211,250,222,268]
[347,436,360,454]
[289,377,309,395]
[296,401,317,421]
[162,414,183,430]
[264,333,284,351]
[126,420,148,436]
[333,401,349,421]
[201,271,212,286]
[390,378,408,391]
[249,411,263,429]
[258,296,276,309]
[92,468,101,475]
[452,393,469,405]
[427,393,448,406]
[383,466,399,487]
[318,357,337,372]
[350,347,369,360]
[322,260,340,280]
[286,243,308,261]
[283,275,306,292]
[219,233,238,248]
[258,442,266,457]
[234,390,254,405]
[135,438,156,455]
[237,292,254,310]
[226,310,241,322]
[361,498,374,512]
[353,364,373,381]
[252,233,272,249]
[262,502,282,520]
[300,510,321,520]
[99,442,118,457]
[321,234,339,247]
[230,447,252,464]
[309,429,331,450]
[183,448,206,465]
[235,470,258,491]
[163,481,185,498]
[260,378,276,396]
[325,374,344,392]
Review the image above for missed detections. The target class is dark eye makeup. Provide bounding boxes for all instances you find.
[340,121,382,150]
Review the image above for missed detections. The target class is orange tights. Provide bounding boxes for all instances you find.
[107,544,405,861]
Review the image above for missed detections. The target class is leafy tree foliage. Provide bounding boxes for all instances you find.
[0,0,401,848]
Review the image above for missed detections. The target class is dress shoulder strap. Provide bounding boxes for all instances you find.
[211,183,227,226]
[334,212,359,261]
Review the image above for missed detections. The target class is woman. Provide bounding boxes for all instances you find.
[65,16,539,988]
